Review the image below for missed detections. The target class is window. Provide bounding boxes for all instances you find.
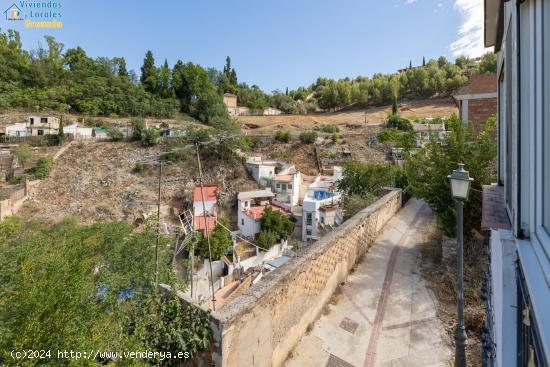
[276,184,280,188]
[288,184,292,189]
[40,117,47,124]
[241,219,244,226]
[37,130,44,136]
[306,212,312,226]
[30,118,34,125]
[306,229,312,236]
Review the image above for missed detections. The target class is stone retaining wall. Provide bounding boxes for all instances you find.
[210,188,402,367]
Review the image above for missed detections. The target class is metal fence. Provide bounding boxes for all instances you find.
[516,261,548,366]
[481,269,496,367]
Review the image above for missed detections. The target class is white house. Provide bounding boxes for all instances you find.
[272,164,301,209]
[482,0,550,365]
[237,189,290,239]
[412,123,446,148]
[64,125,94,139]
[245,157,278,186]
[302,168,343,242]
[5,123,28,137]
[26,116,60,136]
[193,184,218,234]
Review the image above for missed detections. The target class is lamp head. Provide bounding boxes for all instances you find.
[447,163,473,200]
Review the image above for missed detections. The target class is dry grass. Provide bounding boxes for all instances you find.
[420,228,489,367]
[237,97,457,135]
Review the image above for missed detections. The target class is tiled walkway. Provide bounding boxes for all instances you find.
[285,199,452,367]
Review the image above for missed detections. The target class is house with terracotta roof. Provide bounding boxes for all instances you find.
[453,73,497,136]
[193,184,218,234]
[237,189,291,238]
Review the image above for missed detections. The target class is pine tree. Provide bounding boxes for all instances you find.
[285,87,289,96]
[140,50,159,94]
[422,56,426,67]
[409,60,412,69]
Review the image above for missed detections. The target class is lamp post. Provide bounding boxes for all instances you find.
[448,163,473,367]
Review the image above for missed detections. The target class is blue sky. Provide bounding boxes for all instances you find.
[2,0,486,92]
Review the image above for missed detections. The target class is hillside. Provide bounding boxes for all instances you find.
[237,97,457,135]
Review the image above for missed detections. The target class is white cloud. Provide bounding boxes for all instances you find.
[449,0,490,57]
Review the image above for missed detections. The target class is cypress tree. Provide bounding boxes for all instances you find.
[140,50,158,94]
[422,56,426,66]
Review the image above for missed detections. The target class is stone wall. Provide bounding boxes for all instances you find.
[211,188,402,367]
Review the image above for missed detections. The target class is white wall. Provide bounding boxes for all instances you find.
[193,199,216,216]
[237,199,261,238]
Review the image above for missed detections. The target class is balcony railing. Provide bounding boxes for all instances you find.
[516,261,549,367]
[481,269,496,367]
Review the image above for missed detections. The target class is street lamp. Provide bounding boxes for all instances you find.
[448,163,473,367]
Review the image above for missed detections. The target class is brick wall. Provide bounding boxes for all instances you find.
[211,189,403,367]
[468,98,497,136]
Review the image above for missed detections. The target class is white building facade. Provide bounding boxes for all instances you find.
[483,0,550,365]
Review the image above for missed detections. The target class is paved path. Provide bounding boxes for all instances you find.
[285,199,452,367]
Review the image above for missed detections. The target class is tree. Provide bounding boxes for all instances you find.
[404,115,497,236]
[337,161,406,198]
[0,218,184,362]
[299,131,318,144]
[422,56,426,66]
[479,52,497,74]
[260,207,295,241]
[159,59,172,98]
[140,50,159,94]
[196,218,232,260]
[14,143,32,170]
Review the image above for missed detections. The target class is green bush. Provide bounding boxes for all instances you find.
[260,207,295,241]
[141,128,160,147]
[275,130,291,143]
[331,132,339,143]
[387,113,412,131]
[322,124,339,133]
[405,115,497,236]
[299,131,319,144]
[134,162,145,173]
[107,127,124,141]
[130,117,146,141]
[337,160,406,197]
[257,230,277,249]
[33,155,53,179]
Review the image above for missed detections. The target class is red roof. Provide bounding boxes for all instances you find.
[194,215,217,233]
[455,73,497,96]
[243,204,290,221]
[194,184,218,202]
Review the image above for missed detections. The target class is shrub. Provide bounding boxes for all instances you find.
[405,115,497,236]
[322,124,339,133]
[141,128,160,147]
[257,230,277,249]
[275,130,291,143]
[33,155,53,179]
[107,127,124,141]
[331,132,339,143]
[299,131,319,144]
[130,117,146,141]
[387,113,412,131]
[337,160,406,197]
[134,162,145,173]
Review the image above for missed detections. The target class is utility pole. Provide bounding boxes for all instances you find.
[195,143,216,311]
